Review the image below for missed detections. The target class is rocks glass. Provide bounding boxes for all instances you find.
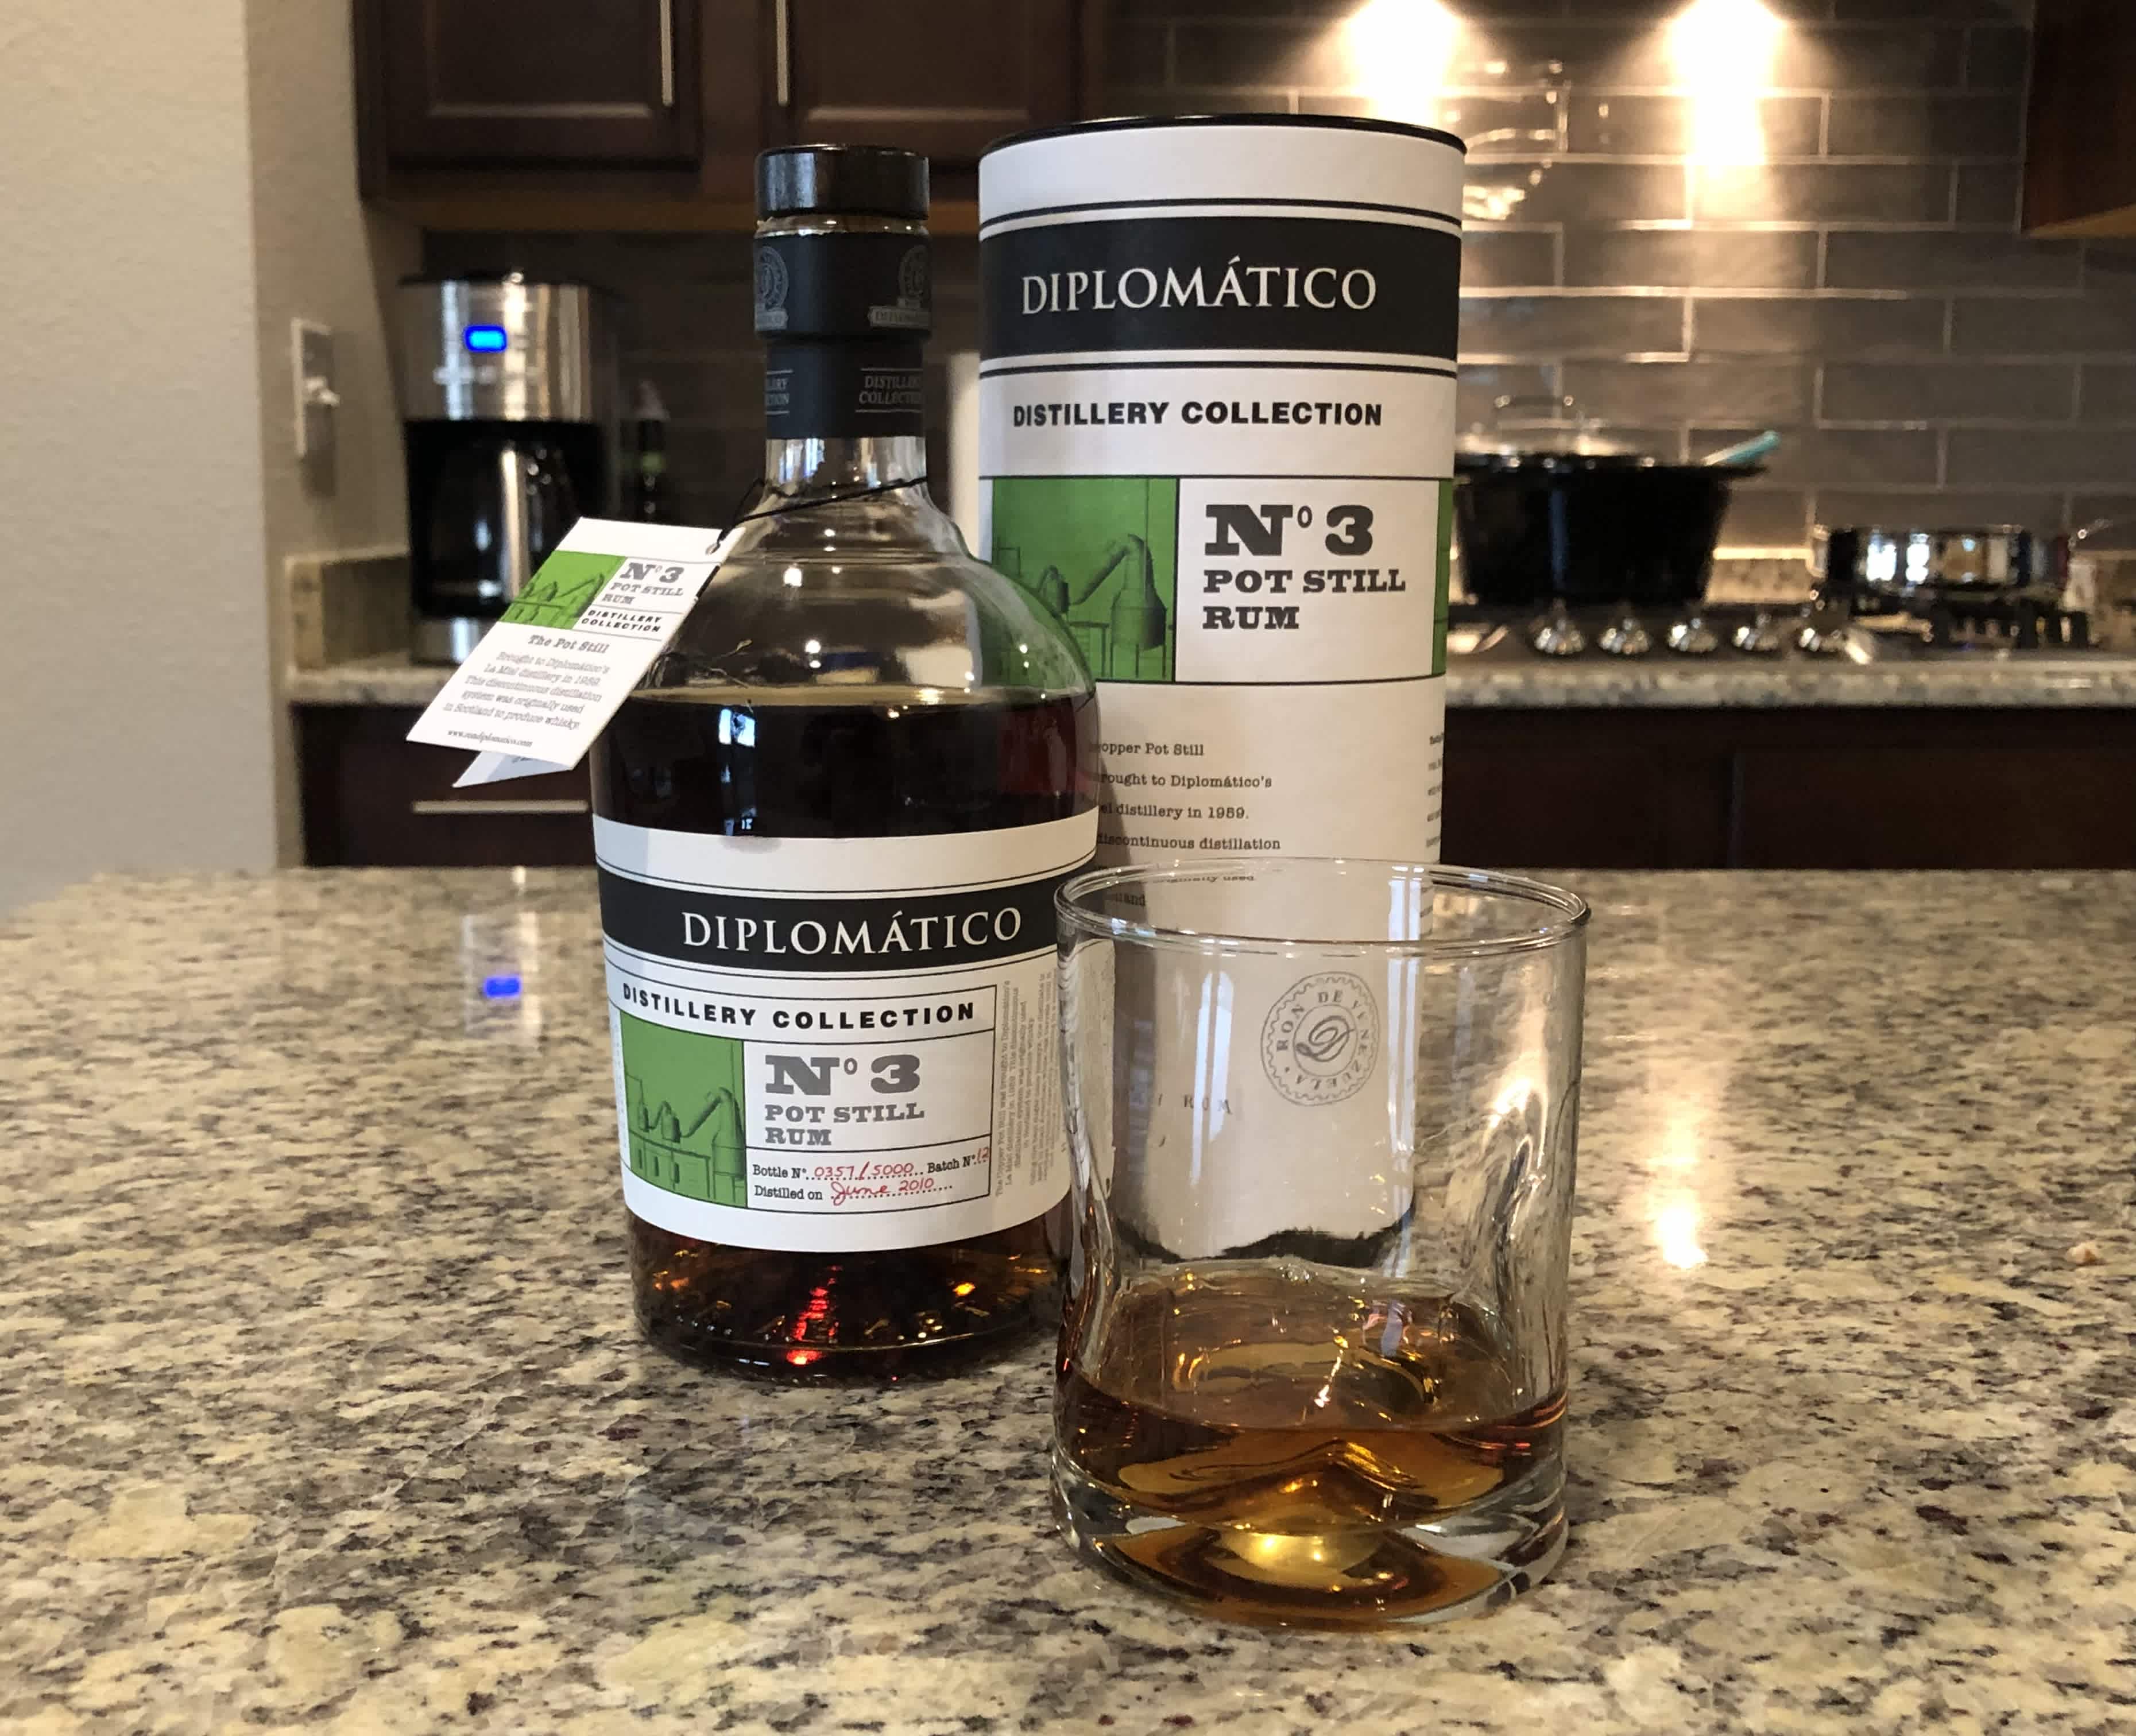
[1052,860,1588,1627]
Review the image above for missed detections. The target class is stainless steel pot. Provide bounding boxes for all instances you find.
[1813,525,2064,607]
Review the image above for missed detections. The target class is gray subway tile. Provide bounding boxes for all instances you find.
[1952,296,2136,354]
[1821,361,2076,421]
[1560,359,1811,423]
[1720,490,1814,549]
[1109,84,1291,118]
[1175,21,1643,87]
[614,279,757,350]
[1964,24,2030,87]
[1694,297,1947,358]
[1386,1,1570,14]
[1823,231,2081,292]
[1124,0,1307,19]
[1813,488,2065,530]
[1467,162,1688,226]
[1461,231,1559,290]
[630,356,760,425]
[2067,496,2136,542]
[1458,294,1685,358]
[1559,0,1829,15]
[1566,230,1817,290]
[1825,91,2023,158]
[1106,21,1173,87]
[1441,25,1675,86]
[1565,94,1821,157]
[1429,94,1564,157]
[2082,245,2136,292]
[664,426,757,525]
[1773,25,1967,88]
[1693,163,1952,222]
[1955,164,2022,226]
[1298,92,1558,153]
[1456,363,1559,432]
[1690,424,1941,486]
[1209,22,1665,90]
[1947,428,2136,489]
[1832,0,2019,17]
[2079,365,2136,423]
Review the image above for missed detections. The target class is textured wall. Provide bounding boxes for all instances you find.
[0,0,278,911]
[432,0,2136,554]
[1111,0,2136,551]
[419,232,981,535]
[246,0,423,862]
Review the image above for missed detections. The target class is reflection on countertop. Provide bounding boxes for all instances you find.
[2,868,2131,1733]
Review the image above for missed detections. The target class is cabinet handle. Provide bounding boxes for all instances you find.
[411,799,590,817]
[658,0,676,107]
[775,0,791,108]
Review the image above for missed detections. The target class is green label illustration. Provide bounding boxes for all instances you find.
[989,476,1178,681]
[618,1011,748,1207]
[500,551,625,630]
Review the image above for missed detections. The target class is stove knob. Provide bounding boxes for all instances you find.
[1529,607,1588,657]
[1599,613,1653,657]
[1665,614,1720,656]
[1794,615,1850,656]
[1731,609,1789,656]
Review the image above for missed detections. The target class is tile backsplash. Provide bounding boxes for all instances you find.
[428,0,2136,554]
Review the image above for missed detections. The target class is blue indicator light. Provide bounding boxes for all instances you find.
[481,974,523,999]
[464,324,509,353]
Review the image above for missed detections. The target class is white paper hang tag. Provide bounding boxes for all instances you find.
[404,517,738,776]
[454,751,571,789]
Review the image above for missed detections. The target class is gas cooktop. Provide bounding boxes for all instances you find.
[1446,600,2111,664]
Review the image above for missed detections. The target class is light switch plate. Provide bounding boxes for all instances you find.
[292,319,337,463]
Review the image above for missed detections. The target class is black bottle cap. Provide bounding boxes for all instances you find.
[756,145,929,220]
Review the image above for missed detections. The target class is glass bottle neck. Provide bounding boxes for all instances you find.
[764,436,927,498]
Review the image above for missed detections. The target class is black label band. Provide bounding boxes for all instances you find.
[764,340,926,439]
[598,867,1074,974]
[981,215,1460,361]
[755,232,932,340]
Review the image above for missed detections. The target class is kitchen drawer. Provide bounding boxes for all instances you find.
[299,707,595,867]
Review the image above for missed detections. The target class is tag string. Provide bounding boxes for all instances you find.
[726,474,930,528]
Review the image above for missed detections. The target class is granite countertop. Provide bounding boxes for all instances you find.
[3,870,2131,1734]
[285,650,2136,710]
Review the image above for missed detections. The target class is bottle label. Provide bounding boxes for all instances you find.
[764,339,926,440]
[976,121,1463,865]
[756,228,931,439]
[597,811,1096,1253]
[754,232,931,339]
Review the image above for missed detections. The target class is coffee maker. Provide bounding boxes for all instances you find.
[396,277,613,663]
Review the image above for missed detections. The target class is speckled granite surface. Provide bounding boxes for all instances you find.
[1448,658,2136,709]
[3,870,2131,1734]
[287,650,2136,710]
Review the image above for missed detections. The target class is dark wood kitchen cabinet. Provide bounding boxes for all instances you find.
[355,0,1100,226]
[300,708,594,868]
[304,704,2136,870]
[1442,708,2136,870]
[770,0,1085,169]
[2024,0,2136,237]
[359,0,707,171]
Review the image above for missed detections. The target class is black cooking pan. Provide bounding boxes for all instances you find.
[1454,399,1770,610]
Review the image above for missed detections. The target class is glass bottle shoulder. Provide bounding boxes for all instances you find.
[646,483,1093,702]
